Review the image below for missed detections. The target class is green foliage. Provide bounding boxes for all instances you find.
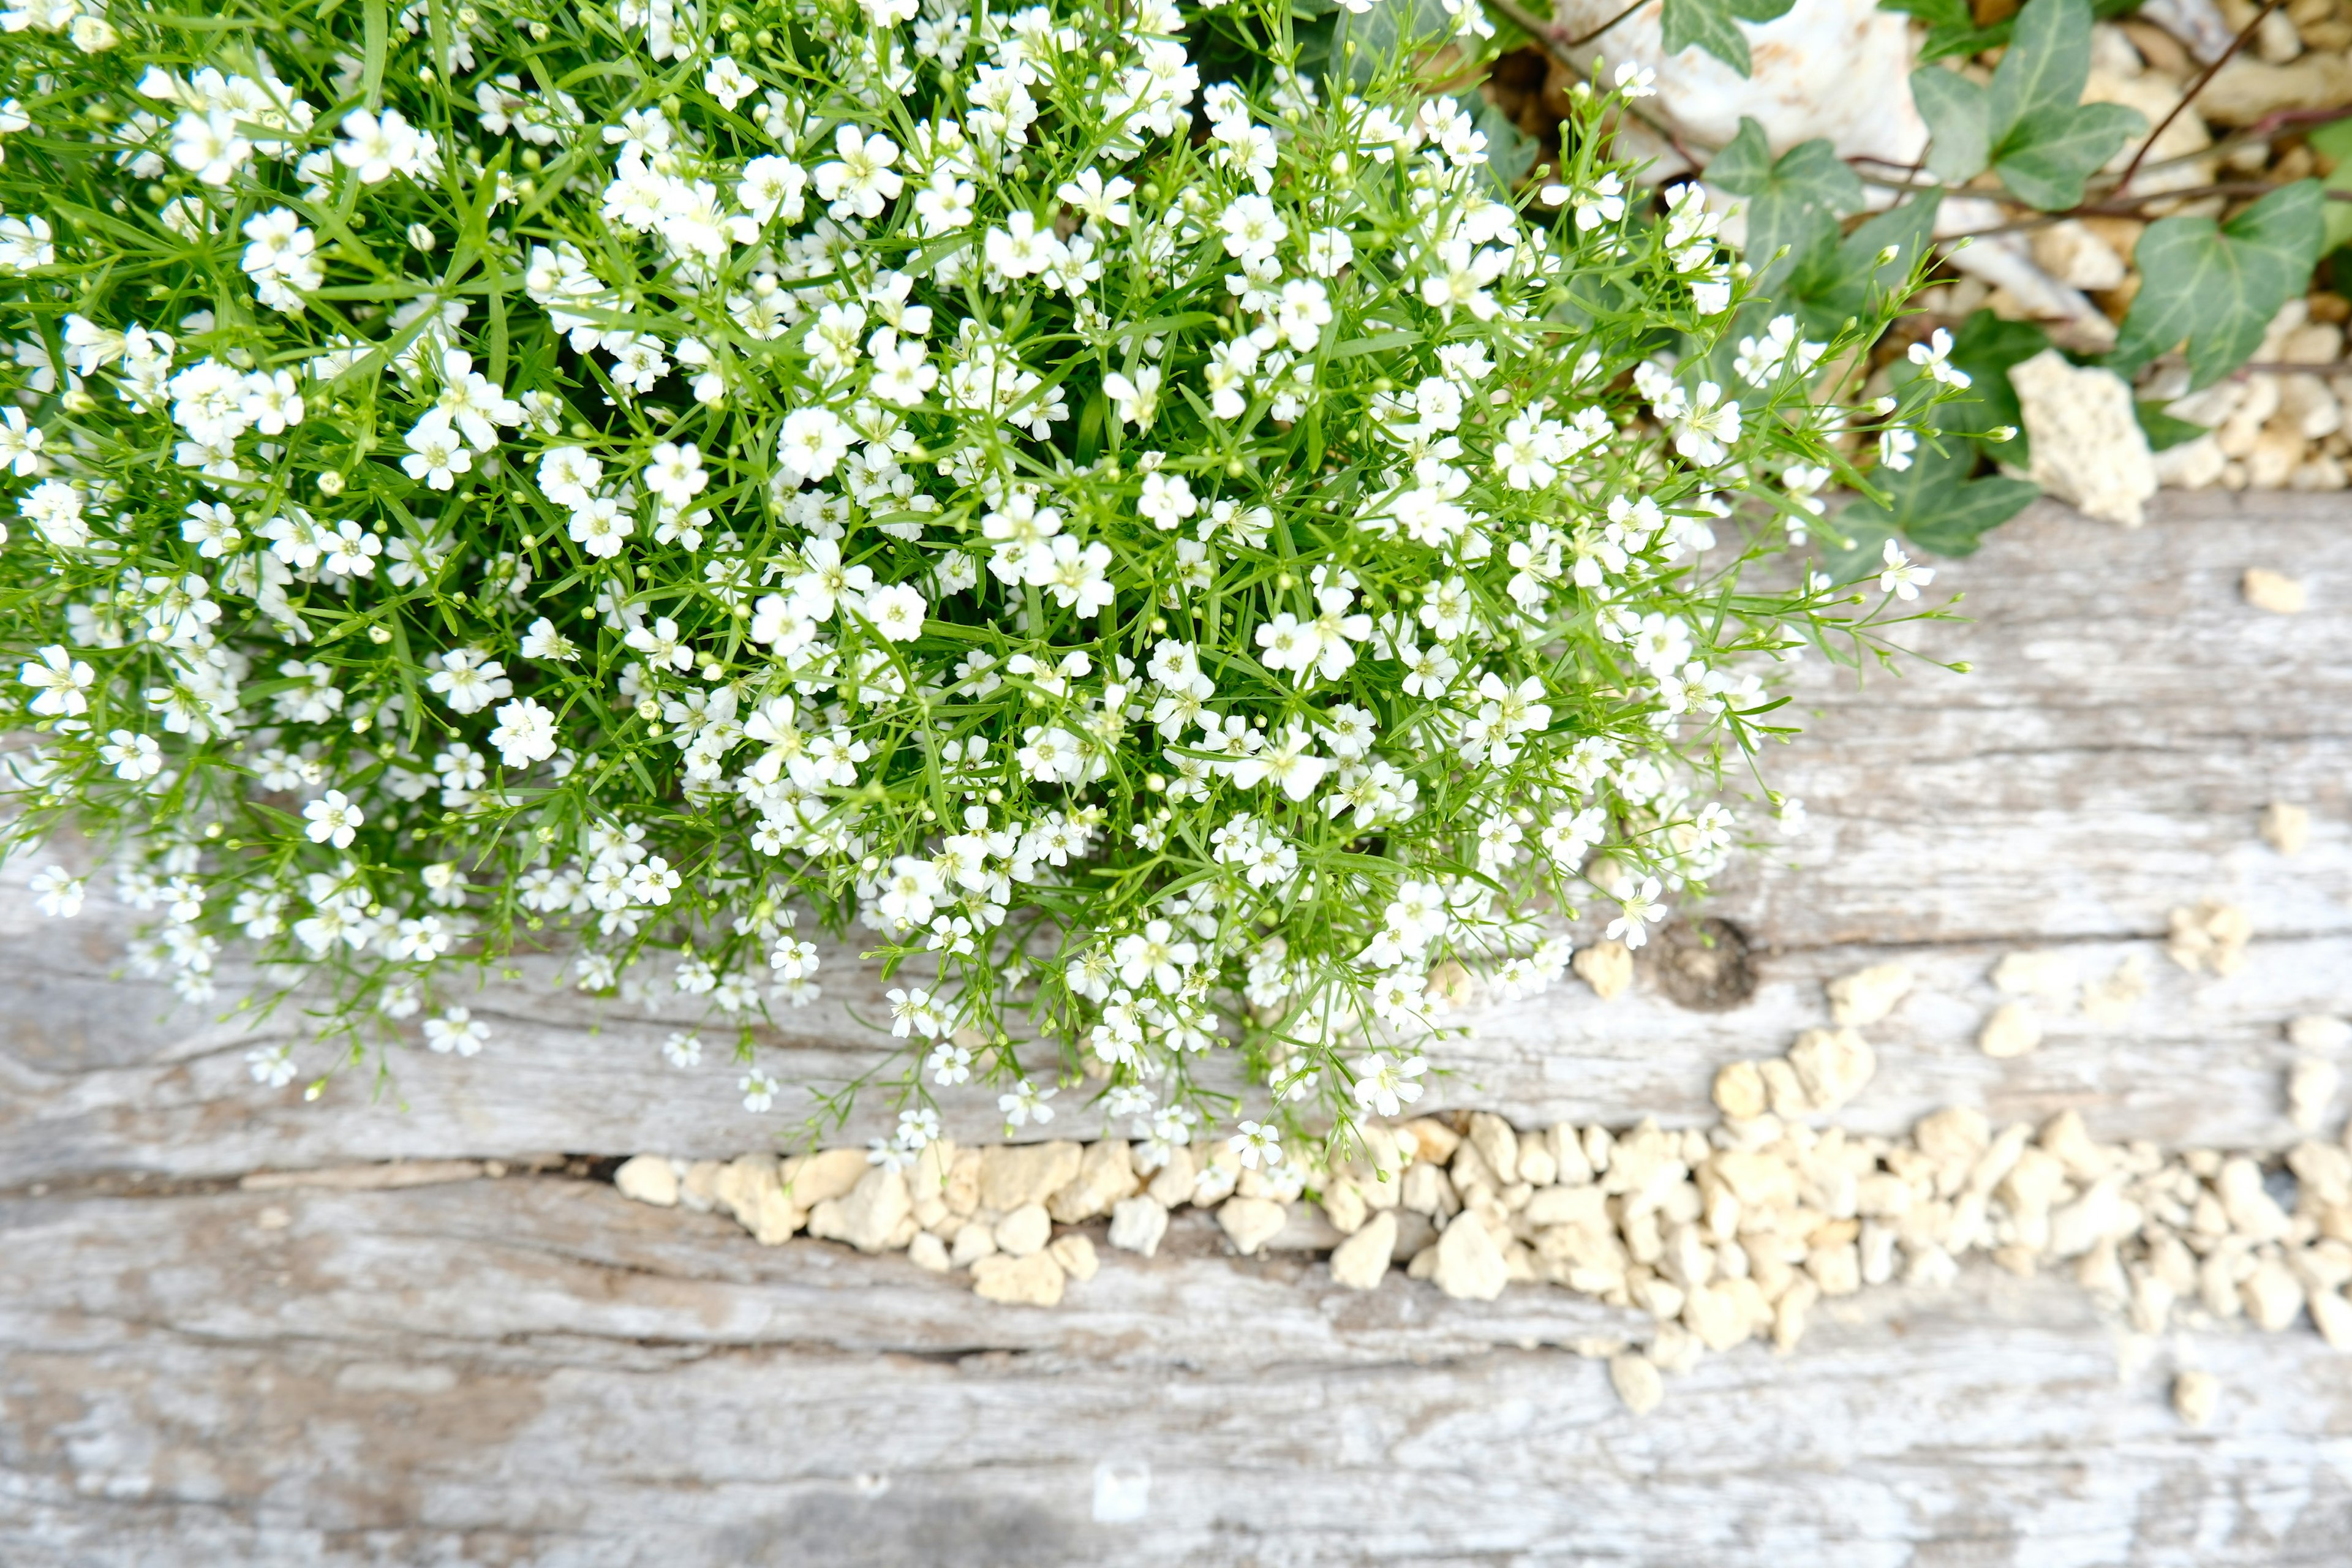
[1882,0,2141,64]
[1705,118,1865,292]
[1909,0,2144,211]
[2110,181,2329,386]
[2309,118,2352,256]
[1660,0,1799,77]
[1942,307,2049,464]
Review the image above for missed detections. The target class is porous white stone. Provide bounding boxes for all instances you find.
[1049,1232,1099,1282]
[1608,1350,1664,1415]
[993,1202,1052,1258]
[807,1165,913,1255]
[2173,1368,2220,1427]
[2009,350,2159,529]
[1826,962,1912,1027]
[971,1251,1065,1306]
[1431,1212,1509,1302]
[1978,1003,2043,1060]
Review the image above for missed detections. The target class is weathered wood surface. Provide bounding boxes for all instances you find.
[5,493,2352,1565]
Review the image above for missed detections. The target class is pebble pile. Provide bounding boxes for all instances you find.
[614,928,2351,1417]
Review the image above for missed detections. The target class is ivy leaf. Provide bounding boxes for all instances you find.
[2310,118,2352,254]
[2109,180,2328,387]
[1826,435,2038,576]
[1986,0,2092,132]
[1660,0,1798,77]
[1466,94,1538,199]
[1788,189,1942,331]
[1706,118,1862,292]
[1910,66,1990,184]
[1943,307,2050,464]
[1330,0,1460,83]
[1991,100,2143,211]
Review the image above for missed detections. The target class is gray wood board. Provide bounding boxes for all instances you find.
[6,494,2352,1566]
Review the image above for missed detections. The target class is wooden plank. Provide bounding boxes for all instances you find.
[4,1176,2350,1566]
[4,494,2349,1180]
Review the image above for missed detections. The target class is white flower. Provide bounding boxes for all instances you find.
[642,441,707,508]
[1351,1050,1427,1117]
[521,617,579,662]
[663,1031,703,1068]
[1879,538,1935,600]
[99,728,163,780]
[424,1006,488,1055]
[246,1044,298,1087]
[1229,1118,1281,1169]
[303,790,364,848]
[1605,876,1667,948]
[864,582,927,641]
[30,865,84,917]
[999,1078,1057,1127]
[1907,328,1972,389]
[739,1068,780,1112]
[488,697,560,767]
[20,644,93,716]
[777,405,851,484]
[334,107,435,184]
[812,124,902,219]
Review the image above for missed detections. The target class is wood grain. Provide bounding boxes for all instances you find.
[5,494,2352,1565]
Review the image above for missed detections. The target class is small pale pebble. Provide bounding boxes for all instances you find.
[1978,1003,2043,1060]
[1320,1179,1368,1235]
[2261,802,2312,856]
[613,1154,679,1208]
[994,1202,1052,1258]
[2290,1058,2342,1133]
[1329,1210,1396,1291]
[1608,1350,1664,1415]
[2242,1257,2305,1331]
[1573,940,1634,1001]
[1788,1027,1876,1112]
[1107,1196,1170,1257]
[1713,1060,1768,1120]
[1048,1232,1099,1282]
[2082,955,2149,1027]
[2166,901,2253,977]
[907,1231,951,1273]
[1145,1145,1196,1208]
[1405,1242,1441,1280]
[1826,962,1913,1027]
[1217,1196,1288,1257]
[951,1219,999,1268]
[2173,1369,2219,1427]
[2242,567,2309,614]
[1992,951,2072,998]
[971,1251,1066,1306]
[2311,1287,2352,1350]
[2290,1016,2352,1053]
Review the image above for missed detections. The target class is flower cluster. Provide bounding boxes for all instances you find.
[0,0,1942,1164]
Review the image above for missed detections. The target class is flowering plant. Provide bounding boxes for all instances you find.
[0,0,1947,1164]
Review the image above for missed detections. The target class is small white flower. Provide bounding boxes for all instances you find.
[423,1005,489,1056]
[303,790,364,848]
[30,865,84,917]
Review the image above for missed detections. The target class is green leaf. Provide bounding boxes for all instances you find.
[2312,118,2352,254]
[1828,435,2039,573]
[1944,307,2050,463]
[2110,180,2328,386]
[1660,0,1796,76]
[2135,401,2207,451]
[1911,66,1990,184]
[1987,0,2092,138]
[1789,189,1941,329]
[1330,0,1459,82]
[1708,118,1862,292]
[1990,100,2143,211]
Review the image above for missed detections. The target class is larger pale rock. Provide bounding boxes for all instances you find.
[1826,962,1912,1027]
[783,1147,872,1207]
[714,1154,802,1245]
[971,1251,1066,1306]
[1467,1112,1520,1185]
[806,1165,912,1254]
[1047,1139,1138,1223]
[993,1201,1052,1258]
[1712,1060,1768,1120]
[1218,1196,1287,1256]
[2009,350,2158,529]
[613,1155,679,1207]
[1329,1210,1396,1291]
[979,1140,1083,1211]
[1107,1195,1170,1257]
[2199,51,2352,125]
[1978,1003,2042,1060]
[1431,1212,1509,1301]
[1788,1027,1876,1113]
